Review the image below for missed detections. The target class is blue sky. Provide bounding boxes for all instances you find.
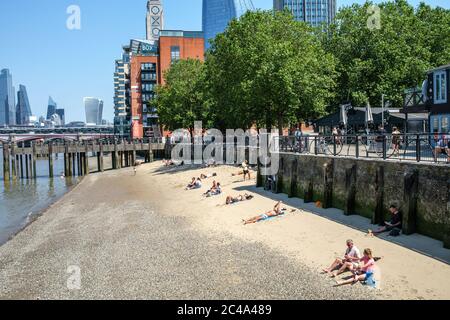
[0,0,448,122]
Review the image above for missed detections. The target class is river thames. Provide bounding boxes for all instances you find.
[0,147,80,245]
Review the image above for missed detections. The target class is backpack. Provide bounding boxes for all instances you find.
[389,228,401,237]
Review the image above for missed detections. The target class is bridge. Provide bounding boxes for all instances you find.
[1,139,168,181]
[0,133,115,143]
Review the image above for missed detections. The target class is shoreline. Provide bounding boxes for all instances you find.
[0,176,85,247]
[0,162,449,299]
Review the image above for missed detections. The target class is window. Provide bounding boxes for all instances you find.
[442,116,449,134]
[434,71,447,104]
[141,63,156,71]
[171,46,180,63]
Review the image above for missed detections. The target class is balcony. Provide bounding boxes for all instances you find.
[402,87,429,114]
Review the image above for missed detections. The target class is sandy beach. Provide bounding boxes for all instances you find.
[0,162,450,300]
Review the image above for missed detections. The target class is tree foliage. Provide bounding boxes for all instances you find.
[206,10,336,134]
[321,0,450,108]
[153,59,211,133]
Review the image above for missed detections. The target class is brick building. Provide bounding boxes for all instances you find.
[115,31,204,140]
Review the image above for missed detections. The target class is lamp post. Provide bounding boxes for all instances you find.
[382,94,385,128]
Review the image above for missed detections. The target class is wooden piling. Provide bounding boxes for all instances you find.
[19,154,24,178]
[98,141,104,172]
[289,159,298,198]
[373,166,384,225]
[403,170,419,235]
[2,143,10,182]
[25,153,29,179]
[48,142,54,178]
[84,143,89,175]
[344,164,357,216]
[444,179,450,249]
[32,142,37,179]
[10,143,16,181]
[322,160,334,209]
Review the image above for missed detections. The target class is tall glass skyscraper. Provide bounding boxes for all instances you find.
[47,96,58,120]
[0,69,16,126]
[16,85,32,125]
[202,0,254,51]
[84,97,104,125]
[273,0,336,27]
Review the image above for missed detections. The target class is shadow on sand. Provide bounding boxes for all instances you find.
[233,185,450,265]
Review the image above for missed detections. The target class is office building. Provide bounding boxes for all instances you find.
[47,96,58,120]
[16,85,32,125]
[202,0,254,51]
[128,32,204,139]
[0,69,16,126]
[114,47,131,137]
[84,97,104,125]
[273,0,336,27]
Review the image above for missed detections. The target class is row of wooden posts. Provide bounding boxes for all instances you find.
[1,140,167,182]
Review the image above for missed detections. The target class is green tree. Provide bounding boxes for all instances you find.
[153,59,211,133]
[206,10,336,134]
[321,0,450,109]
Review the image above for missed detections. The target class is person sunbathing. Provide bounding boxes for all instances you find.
[200,173,218,179]
[242,201,295,225]
[163,159,174,167]
[226,194,254,205]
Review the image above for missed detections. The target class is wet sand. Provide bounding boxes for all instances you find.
[0,162,449,299]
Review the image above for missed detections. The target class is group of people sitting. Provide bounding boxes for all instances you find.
[185,173,222,197]
[323,239,378,288]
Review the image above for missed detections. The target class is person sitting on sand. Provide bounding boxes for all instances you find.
[186,178,202,190]
[368,204,402,236]
[204,182,222,197]
[226,194,254,205]
[242,201,295,225]
[186,177,196,189]
[322,239,361,277]
[335,248,376,287]
[200,173,217,179]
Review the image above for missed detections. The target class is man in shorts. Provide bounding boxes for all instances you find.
[322,239,362,277]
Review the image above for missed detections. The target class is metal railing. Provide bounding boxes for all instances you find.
[276,134,450,164]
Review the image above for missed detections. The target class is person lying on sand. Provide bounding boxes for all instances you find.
[322,239,361,277]
[200,173,217,179]
[163,159,184,167]
[226,194,254,205]
[334,249,377,287]
[242,201,296,225]
[163,159,174,166]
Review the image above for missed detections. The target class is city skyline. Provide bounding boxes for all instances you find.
[0,0,449,123]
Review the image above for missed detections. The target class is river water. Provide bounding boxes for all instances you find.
[0,147,81,245]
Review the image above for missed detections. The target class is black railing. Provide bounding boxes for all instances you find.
[276,134,450,164]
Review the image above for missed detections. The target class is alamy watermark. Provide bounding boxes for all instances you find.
[367,5,381,31]
[170,122,280,176]
[66,5,81,30]
[67,265,81,290]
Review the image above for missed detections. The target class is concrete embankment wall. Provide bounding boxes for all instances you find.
[265,153,450,248]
